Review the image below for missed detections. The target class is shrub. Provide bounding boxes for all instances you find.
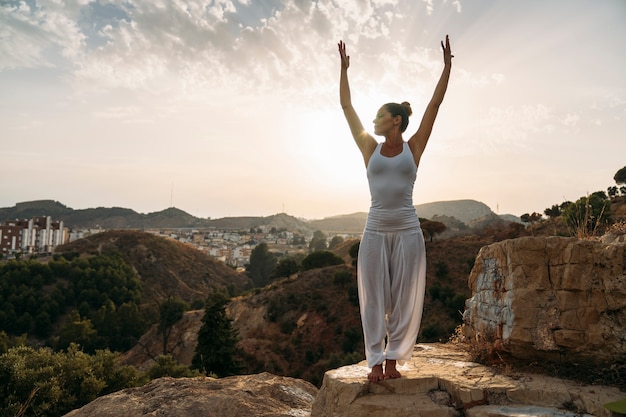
[301,251,344,271]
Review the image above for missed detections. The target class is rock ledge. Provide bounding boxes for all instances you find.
[311,343,624,417]
[64,372,318,417]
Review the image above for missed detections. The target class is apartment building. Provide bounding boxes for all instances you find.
[0,216,68,257]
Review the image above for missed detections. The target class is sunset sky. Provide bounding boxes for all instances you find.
[1,0,625,220]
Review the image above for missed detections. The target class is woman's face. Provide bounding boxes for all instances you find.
[373,106,399,136]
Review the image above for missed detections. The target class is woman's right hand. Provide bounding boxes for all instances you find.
[338,40,350,70]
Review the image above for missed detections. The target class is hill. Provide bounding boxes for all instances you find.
[0,200,73,219]
[308,212,368,234]
[0,199,515,234]
[0,200,314,233]
[416,199,493,224]
[309,200,516,234]
[205,213,313,234]
[55,230,252,305]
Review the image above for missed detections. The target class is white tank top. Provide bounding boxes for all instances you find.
[365,142,420,232]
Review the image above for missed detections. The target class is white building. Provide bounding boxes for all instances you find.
[0,216,68,257]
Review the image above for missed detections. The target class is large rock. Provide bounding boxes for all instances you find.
[311,344,624,417]
[63,372,317,417]
[462,236,626,361]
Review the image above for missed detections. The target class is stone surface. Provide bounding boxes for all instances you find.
[462,236,626,361]
[63,372,318,417]
[311,343,625,417]
[466,405,594,417]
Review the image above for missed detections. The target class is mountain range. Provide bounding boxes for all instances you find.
[0,199,520,234]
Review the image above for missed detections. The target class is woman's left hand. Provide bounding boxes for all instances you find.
[441,35,453,66]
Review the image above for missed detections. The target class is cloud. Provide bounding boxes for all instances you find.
[0,1,85,69]
[2,0,459,109]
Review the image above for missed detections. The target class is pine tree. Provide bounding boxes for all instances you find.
[191,292,240,377]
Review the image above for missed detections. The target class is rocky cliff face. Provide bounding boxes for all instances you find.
[462,236,626,362]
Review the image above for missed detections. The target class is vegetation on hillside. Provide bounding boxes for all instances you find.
[0,230,253,416]
[0,253,149,352]
[235,264,363,386]
[56,230,252,305]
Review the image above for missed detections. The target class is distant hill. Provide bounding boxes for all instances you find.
[309,200,520,234]
[0,200,73,219]
[0,200,313,233]
[205,213,313,234]
[55,230,252,305]
[308,212,368,234]
[415,199,493,224]
[0,199,519,234]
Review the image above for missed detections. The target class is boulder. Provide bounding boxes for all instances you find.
[311,344,624,417]
[462,236,626,361]
[63,372,317,417]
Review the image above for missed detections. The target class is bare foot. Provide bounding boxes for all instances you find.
[368,364,384,382]
[384,359,401,379]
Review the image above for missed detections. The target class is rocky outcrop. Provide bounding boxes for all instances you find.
[63,372,317,417]
[311,343,625,417]
[462,236,626,361]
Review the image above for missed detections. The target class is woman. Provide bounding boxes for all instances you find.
[338,36,452,382]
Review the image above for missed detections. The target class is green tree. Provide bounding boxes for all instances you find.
[562,193,612,237]
[328,235,344,249]
[308,230,327,252]
[301,251,344,271]
[520,212,542,224]
[614,165,626,185]
[272,257,299,279]
[191,293,240,377]
[544,204,562,218]
[157,298,188,355]
[420,219,447,242]
[246,243,277,287]
[55,310,99,353]
[349,241,360,266]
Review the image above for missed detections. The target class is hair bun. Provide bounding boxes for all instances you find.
[400,101,412,117]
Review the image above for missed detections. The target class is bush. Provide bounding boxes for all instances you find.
[147,355,199,379]
[0,344,142,417]
[301,251,344,271]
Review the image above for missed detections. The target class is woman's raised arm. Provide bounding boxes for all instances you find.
[408,35,453,164]
[338,40,376,165]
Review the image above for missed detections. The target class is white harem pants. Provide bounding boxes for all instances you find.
[357,227,426,367]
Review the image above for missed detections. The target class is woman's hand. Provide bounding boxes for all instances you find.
[338,40,350,70]
[441,35,453,67]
